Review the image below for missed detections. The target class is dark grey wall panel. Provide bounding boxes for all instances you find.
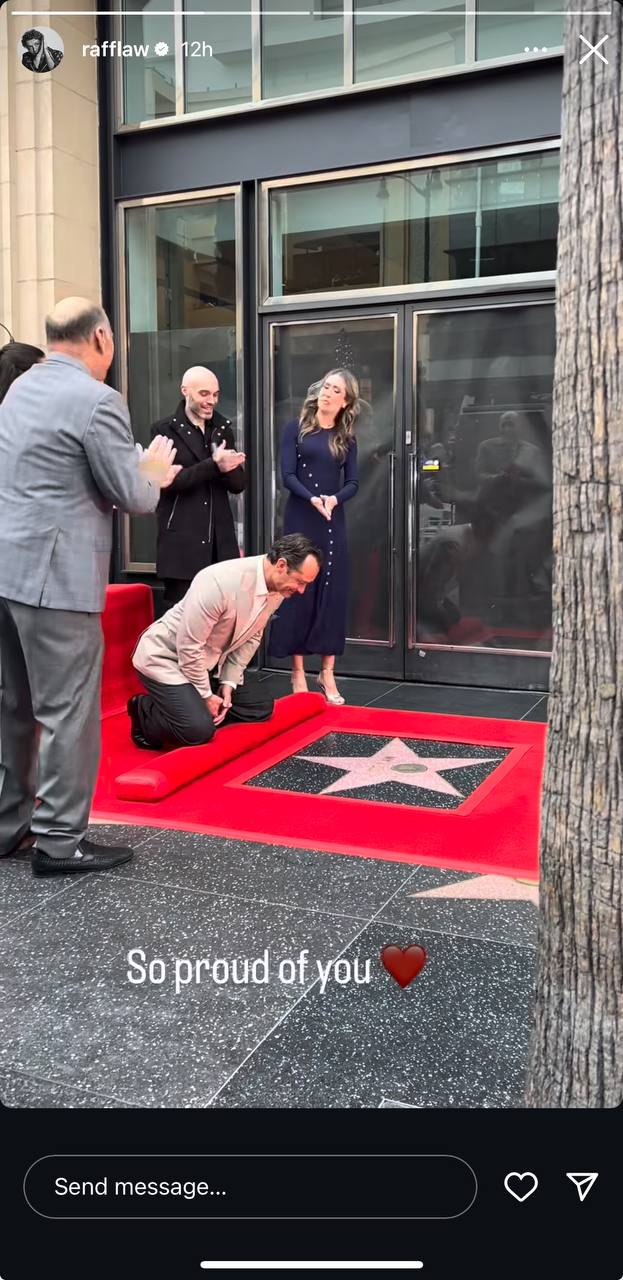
[115,61,562,200]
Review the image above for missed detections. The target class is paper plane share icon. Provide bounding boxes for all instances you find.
[566,1172,599,1202]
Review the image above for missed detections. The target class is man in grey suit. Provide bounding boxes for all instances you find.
[0,297,180,876]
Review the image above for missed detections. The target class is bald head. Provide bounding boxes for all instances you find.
[45,297,114,382]
[181,366,219,426]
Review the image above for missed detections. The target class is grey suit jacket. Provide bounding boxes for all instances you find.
[132,555,283,699]
[0,353,159,613]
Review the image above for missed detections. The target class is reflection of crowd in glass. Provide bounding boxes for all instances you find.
[419,407,553,643]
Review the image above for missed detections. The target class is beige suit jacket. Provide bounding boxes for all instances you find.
[132,555,283,699]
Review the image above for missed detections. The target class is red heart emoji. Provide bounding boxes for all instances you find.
[381,944,427,988]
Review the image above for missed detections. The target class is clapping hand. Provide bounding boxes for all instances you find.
[213,441,246,473]
[139,435,182,488]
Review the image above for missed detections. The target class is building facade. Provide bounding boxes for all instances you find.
[14,2,564,694]
[0,1,101,345]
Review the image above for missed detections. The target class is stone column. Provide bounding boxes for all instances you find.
[0,0,101,346]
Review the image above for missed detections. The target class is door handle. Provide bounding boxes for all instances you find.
[387,451,396,647]
[407,451,417,649]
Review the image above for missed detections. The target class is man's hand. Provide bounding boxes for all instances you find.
[320,494,338,518]
[310,495,331,520]
[213,684,233,725]
[213,441,246,473]
[139,435,182,488]
[205,693,224,721]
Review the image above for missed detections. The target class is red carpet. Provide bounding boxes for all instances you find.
[92,586,545,877]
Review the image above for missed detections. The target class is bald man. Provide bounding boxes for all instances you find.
[150,367,247,609]
[0,297,180,876]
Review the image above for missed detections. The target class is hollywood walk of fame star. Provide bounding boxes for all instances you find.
[409,874,539,904]
[296,737,501,797]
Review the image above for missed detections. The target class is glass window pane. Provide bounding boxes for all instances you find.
[477,0,564,61]
[415,306,554,652]
[185,0,252,113]
[478,151,559,275]
[124,198,241,566]
[262,0,344,100]
[123,0,176,123]
[355,0,465,83]
[269,151,559,296]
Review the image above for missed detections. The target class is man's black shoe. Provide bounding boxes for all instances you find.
[32,840,134,876]
[127,694,157,750]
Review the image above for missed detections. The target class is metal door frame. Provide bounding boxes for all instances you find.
[403,297,554,692]
[261,305,406,679]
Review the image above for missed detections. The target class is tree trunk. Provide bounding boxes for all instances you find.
[525,6,623,1107]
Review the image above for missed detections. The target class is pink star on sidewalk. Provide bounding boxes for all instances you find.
[409,874,539,904]
[297,737,501,797]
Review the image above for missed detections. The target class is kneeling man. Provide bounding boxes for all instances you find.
[129,534,322,748]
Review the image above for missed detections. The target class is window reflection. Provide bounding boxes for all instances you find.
[476,0,564,62]
[121,0,564,124]
[415,306,554,652]
[123,0,175,123]
[184,0,252,112]
[263,0,344,100]
[355,0,465,82]
[124,198,241,566]
[270,151,559,296]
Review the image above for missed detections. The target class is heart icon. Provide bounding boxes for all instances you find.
[380,944,427,988]
[504,1172,539,1203]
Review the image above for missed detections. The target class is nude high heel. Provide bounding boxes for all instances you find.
[316,671,345,705]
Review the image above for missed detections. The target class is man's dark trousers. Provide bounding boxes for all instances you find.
[134,673,274,747]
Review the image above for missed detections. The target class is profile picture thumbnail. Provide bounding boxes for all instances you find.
[18,26,64,73]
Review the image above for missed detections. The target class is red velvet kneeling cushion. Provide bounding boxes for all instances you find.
[115,691,325,801]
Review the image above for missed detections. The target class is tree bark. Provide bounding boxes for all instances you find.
[525,5,623,1107]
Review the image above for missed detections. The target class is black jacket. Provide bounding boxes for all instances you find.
[150,401,246,580]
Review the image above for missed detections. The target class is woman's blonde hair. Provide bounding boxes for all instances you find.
[298,368,360,462]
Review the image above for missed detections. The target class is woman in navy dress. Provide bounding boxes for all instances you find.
[269,368,360,703]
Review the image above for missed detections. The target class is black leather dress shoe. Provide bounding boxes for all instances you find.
[32,840,134,876]
[127,695,157,750]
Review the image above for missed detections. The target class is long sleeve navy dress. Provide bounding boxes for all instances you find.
[269,420,359,657]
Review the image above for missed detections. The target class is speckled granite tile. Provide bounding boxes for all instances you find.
[0,877,363,1108]
[0,1068,132,1108]
[397,1033,530,1108]
[211,922,535,1109]
[99,825,416,920]
[245,732,509,810]
[258,671,400,708]
[521,697,549,723]
[371,685,539,719]
[376,864,538,948]
[86,823,154,848]
[0,856,82,930]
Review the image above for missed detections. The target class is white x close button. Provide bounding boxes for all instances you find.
[579,33,609,64]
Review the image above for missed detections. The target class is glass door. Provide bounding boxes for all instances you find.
[264,310,405,678]
[263,300,554,690]
[406,301,554,690]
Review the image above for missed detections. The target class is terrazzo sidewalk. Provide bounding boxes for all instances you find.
[0,677,544,1110]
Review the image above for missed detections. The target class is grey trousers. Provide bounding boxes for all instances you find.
[0,598,103,859]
